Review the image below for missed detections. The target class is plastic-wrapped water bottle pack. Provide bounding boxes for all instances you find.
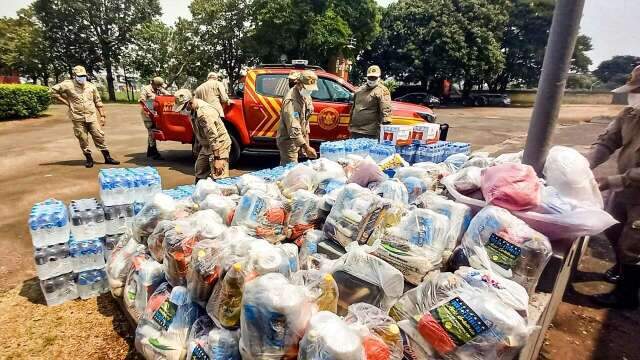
[99,167,162,206]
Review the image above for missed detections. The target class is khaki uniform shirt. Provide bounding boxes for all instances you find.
[194,79,229,118]
[191,99,232,158]
[590,105,640,204]
[51,80,103,123]
[349,83,392,136]
[139,85,169,104]
[277,88,312,147]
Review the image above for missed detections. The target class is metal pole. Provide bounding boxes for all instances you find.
[522,0,585,174]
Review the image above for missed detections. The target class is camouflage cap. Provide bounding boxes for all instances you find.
[72,65,87,77]
[367,65,381,78]
[300,70,318,91]
[207,72,219,80]
[172,89,192,112]
[152,76,165,86]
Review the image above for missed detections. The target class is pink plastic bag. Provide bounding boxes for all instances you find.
[481,163,541,211]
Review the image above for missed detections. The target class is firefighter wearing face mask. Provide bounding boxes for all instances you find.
[276,70,318,166]
[349,65,392,139]
[50,65,119,168]
[587,65,640,309]
[173,89,232,183]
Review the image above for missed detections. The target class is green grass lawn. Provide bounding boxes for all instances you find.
[509,91,612,106]
[100,90,139,103]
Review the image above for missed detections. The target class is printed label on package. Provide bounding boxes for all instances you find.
[152,299,178,331]
[191,344,210,360]
[429,296,489,346]
[485,233,521,270]
[412,216,433,247]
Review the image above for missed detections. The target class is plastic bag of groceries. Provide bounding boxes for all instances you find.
[463,152,494,169]
[187,239,227,307]
[123,254,164,322]
[106,236,146,297]
[147,220,188,263]
[344,303,403,360]
[491,151,523,166]
[348,157,386,187]
[236,174,280,197]
[239,273,314,359]
[373,178,409,204]
[293,269,339,313]
[311,158,347,185]
[298,311,366,360]
[279,164,317,198]
[413,161,454,187]
[374,236,442,285]
[188,209,225,240]
[288,189,323,241]
[132,193,177,243]
[323,184,391,248]
[415,192,472,255]
[243,239,292,279]
[512,190,617,240]
[186,316,241,360]
[459,206,552,294]
[163,222,199,287]
[442,167,487,211]
[387,208,449,250]
[543,146,603,209]
[401,286,531,359]
[200,193,238,225]
[331,245,404,315]
[192,178,221,204]
[455,266,529,315]
[481,163,542,211]
[207,262,246,329]
[298,230,326,268]
[231,190,289,244]
[443,153,469,171]
[135,284,201,360]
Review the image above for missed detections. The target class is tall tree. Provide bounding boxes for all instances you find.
[593,55,640,89]
[571,35,593,73]
[33,0,160,101]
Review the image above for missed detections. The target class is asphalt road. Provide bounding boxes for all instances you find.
[0,103,623,290]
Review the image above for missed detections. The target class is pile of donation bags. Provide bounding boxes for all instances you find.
[101,142,616,360]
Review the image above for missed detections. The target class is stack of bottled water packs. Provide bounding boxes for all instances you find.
[99,167,162,206]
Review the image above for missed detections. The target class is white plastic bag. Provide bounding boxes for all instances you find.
[344,303,403,360]
[231,190,289,243]
[279,164,317,198]
[192,178,222,204]
[288,189,323,241]
[106,236,146,297]
[186,316,241,360]
[299,311,365,360]
[373,178,409,204]
[123,254,165,322]
[199,194,238,225]
[311,158,347,185]
[543,145,603,209]
[131,193,177,243]
[415,192,472,254]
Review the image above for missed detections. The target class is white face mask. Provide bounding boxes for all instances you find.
[628,93,640,107]
[75,76,87,85]
[300,88,313,97]
[367,79,379,87]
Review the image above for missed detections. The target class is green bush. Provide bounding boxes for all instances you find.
[0,84,51,120]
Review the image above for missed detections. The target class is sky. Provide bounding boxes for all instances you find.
[2,0,639,69]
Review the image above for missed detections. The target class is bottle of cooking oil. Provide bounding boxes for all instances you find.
[218,262,244,328]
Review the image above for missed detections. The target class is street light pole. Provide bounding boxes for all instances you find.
[522,0,586,175]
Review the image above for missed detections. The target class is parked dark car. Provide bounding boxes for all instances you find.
[469,93,511,107]
[395,92,441,107]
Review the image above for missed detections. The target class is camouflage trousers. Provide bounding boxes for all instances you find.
[605,193,640,265]
[141,114,156,147]
[194,149,230,181]
[72,120,108,154]
[277,138,302,166]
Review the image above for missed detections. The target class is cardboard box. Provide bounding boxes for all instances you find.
[410,123,440,145]
[380,125,413,146]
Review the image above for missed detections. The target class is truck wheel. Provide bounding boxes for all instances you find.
[228,133,241,166]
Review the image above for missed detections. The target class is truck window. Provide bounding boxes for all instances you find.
[323,78,353,103]
[311,78,332,101]
[256,74,288,97]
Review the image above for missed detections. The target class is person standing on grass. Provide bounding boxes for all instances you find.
[138,76,170,160]
[349,65,392,140]
[172,89,231,183]
[50,65,120,168]
[588,65,640,309]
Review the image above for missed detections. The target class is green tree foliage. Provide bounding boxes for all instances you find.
[250,0,380,68]
[566,73,597,90]
[358,0,509,95]
[33,0,160,101]
[571,35,593,73]
[0,84,50,119]
[593,55,640,89]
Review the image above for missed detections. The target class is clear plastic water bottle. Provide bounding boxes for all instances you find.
[29,199,70,247]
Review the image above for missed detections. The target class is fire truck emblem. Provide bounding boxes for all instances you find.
[318,108,340,130]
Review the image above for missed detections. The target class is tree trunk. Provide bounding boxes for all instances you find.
[102,46,116,101]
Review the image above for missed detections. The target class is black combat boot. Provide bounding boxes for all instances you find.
[593,264,640,310]
[101,150,120,165]
[84,152,94,168]
[149,145,163,160]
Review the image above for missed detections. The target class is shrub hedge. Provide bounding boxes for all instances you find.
[0,84,51,120]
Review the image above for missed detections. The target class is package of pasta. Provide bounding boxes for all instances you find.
[344,303,403,360]
[288,189,324,241]
[460,205,552,294]
[231,190,289,244]
[323,184,391,248]
[123,254,165,323]
[135,284,201,360]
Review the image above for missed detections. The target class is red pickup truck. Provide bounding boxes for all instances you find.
[145,64,440,164]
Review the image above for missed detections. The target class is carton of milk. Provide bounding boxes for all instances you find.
[380,125,413,146]
[410,124,440,145]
